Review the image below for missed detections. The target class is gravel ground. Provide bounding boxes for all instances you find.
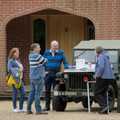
[0,101,120,120]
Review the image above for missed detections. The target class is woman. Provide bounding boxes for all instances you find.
[8,48,25,113]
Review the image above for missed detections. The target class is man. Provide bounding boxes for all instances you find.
[44,40,69,111]
[27,43,48,115]
[95,46,114,114]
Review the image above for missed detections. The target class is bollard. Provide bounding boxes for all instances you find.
[106,91,109,114]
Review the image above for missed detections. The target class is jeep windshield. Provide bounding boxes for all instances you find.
[74,49,119,73]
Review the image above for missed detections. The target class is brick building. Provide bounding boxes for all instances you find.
[0,0,120,94]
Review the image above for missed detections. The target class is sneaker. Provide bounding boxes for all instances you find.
[36,111,48,115]
[99,111,108,114]
[99,106,111,114]
[27,111,33,115]
[18,109,26,113]
[13,109,18,113]
[43,108,50,111]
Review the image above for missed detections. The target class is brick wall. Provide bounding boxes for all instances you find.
[0,0,120,93]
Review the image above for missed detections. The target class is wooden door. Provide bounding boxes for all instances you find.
[47,15,85,63]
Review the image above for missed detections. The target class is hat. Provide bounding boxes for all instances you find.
[96,46,104,54]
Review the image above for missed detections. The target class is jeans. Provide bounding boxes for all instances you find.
[27,79,44,112]
[12,85,25,110]
[45,72,56,109]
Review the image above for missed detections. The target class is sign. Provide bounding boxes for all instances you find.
[76,59,85,69]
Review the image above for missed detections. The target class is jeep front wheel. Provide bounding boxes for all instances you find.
[52,96,67,111]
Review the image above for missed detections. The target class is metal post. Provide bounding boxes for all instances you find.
[117,81,120,113]
[87,81,91,112]
[106,91,109,114]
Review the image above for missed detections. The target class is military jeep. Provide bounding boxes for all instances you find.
[52,40,120,112]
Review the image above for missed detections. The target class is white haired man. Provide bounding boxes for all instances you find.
[43,40,69,111]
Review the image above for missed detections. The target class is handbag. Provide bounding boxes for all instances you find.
[6,72,22,89]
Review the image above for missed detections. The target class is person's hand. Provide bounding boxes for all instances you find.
[45,72,48,75]
[95,76,101,80]
[16,79,20,84]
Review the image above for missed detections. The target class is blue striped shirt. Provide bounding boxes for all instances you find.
[29,51,47,80]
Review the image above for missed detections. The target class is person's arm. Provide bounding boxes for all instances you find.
[8,60,20,81]
[95,55,105,78]
[38,54,47,65]
[29,54,47,67]
[43,50,47,58]
[62,51,69,69]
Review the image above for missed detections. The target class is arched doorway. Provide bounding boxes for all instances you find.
[6,9,95,84]
[31,10,95,63]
